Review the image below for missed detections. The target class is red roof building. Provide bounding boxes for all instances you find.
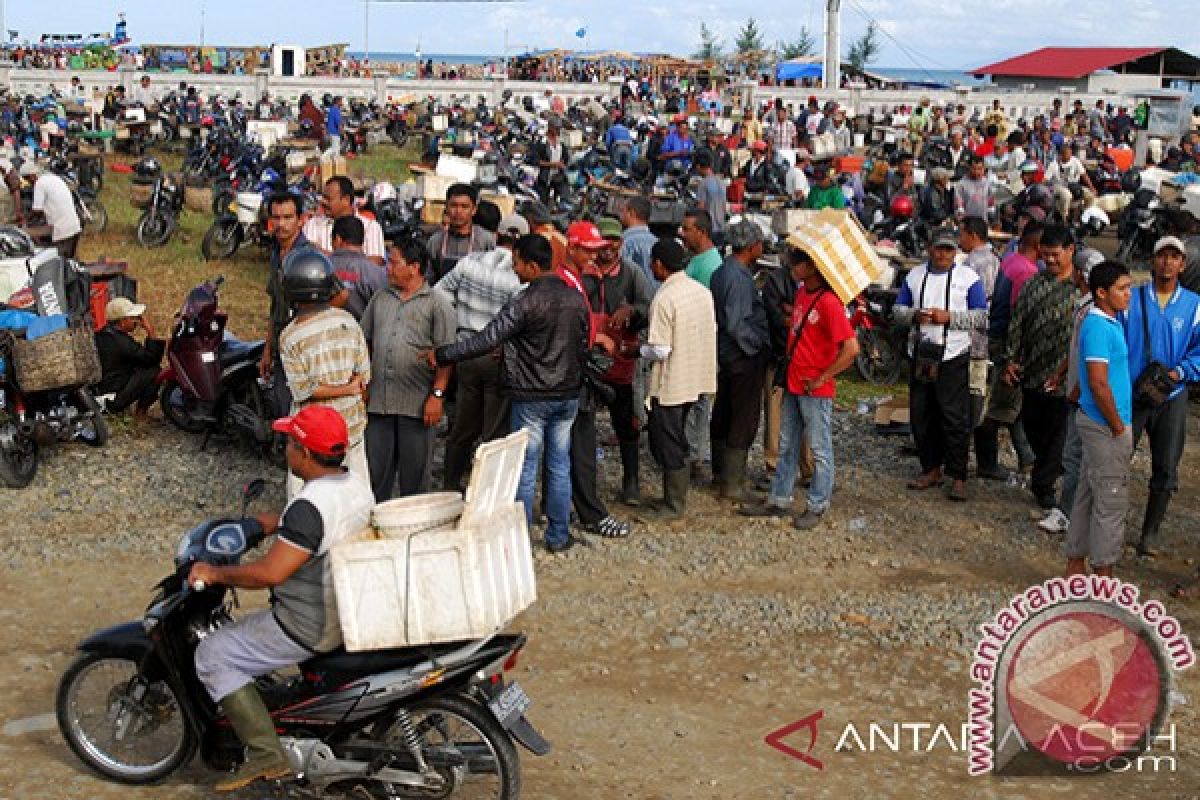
[971,47,1200,93]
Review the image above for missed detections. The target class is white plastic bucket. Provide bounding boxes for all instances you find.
[235,192,263,225]
[372,491,464,539]
[853,133,865,149]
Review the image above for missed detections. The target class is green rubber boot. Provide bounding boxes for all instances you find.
[214,685,292,793]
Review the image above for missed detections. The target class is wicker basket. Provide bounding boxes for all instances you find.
[185,186,213,214]
[130,182,153,209]
[12,324,102,391]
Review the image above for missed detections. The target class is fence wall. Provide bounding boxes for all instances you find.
[0,66,1115,121]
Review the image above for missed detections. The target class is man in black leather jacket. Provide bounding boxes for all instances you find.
[433,234,590,553]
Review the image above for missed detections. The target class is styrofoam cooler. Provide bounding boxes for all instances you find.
[236,192,263,224]
[332,430,537,651]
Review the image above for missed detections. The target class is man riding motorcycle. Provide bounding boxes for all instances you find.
[187,405,374,792]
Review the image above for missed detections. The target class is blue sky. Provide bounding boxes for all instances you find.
[10,0,1190,71]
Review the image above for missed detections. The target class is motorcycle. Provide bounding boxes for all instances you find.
[850,283,910,386]
[201,171,289,262]
[157,276,280,464]
[57,478,548,796]
[136,173,184,248]
[1116,188,1166,266]
[0,358,108,487]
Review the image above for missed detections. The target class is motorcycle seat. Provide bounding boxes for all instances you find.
[218,338,265,368]
[302,640,473,677]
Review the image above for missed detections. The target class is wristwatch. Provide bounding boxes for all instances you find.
[431,388,446,399]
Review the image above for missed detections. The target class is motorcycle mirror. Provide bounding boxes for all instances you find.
[241,478,267,515]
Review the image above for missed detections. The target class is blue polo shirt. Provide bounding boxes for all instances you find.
[1078,308,1132,426]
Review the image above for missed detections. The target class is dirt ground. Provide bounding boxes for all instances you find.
[2,412,1200,800]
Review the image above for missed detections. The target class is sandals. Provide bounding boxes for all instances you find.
[587,515,632,539]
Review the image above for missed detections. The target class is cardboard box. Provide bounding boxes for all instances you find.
[421,200,445,225]
[874,396,910,427]
[418,173,457,201]
[479,191,516,218]
[782,209,885,304]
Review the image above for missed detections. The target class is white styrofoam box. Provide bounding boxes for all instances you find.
[247,120,288,151]
[417,173,457,201]
[562,130,583,149]
[332,503,536,650]
[460,430,529,527]
[0,256,31,302]
[432,114,448,132]
[1180,186,1200,222]
[331,429,535,651]
[1139,166,1176,195]
[1097,192,1131,214]
[121,107,146,123]
[434,154,477,184]
[236,192,263,224]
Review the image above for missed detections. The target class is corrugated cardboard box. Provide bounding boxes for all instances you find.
[783,209,885,304]
[479,191,516,218]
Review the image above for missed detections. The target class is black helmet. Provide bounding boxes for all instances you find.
[282,249,337,306]
[47,156,69,175]
[134,157,161,177]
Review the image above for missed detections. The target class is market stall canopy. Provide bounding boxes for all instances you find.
[776,59,823,82]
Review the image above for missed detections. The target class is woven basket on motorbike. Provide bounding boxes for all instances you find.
[184,186,213,214]
[130,181,153,209]
[12,323,102,392]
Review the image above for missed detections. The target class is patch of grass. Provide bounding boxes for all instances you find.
[835,374,904,413]
[78,141,420,339]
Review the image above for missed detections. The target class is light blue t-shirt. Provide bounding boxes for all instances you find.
[1078,308,1132,426]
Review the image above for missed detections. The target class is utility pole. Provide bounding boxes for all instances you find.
[824,0,841,90]
[200,0,206,49]
[364,0,370,64]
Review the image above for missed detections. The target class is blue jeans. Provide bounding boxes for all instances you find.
[769,393,835,514]
[512,397,579,548]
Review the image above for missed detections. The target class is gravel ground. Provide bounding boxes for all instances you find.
[2,404,1199,798]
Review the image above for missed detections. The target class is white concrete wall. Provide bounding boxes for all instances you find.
[0,67,620,108]
[0,66,1128,122]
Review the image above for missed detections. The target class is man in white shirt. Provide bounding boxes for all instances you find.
[1044,144,1096,221]
[302,175,386,265]
[131,75,157,107]
[29,167,82,259]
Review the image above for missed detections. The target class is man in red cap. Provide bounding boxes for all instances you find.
[188,405,374,792]
[561,220,633,538]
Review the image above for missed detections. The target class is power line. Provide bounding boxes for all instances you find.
[843,0,955,82]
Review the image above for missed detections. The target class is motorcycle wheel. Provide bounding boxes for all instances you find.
[0,427,37,488]
[74,389,110,447]
[82,198,108,234]
[391,131,409,148]
[136,209,176,248]
[227,373,286,469]
[158,380,208,434]
[57,652,196,785]
[201,219,240,261]
[854,327,903,385]
[384,693,521,800]
[211,186,234,217]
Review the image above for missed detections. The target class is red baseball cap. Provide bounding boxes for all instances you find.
[567,221,606,249]
[272,405,348,457]
[751,139,768,152]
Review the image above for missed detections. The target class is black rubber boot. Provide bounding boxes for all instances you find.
[719,447,751,503]
[619,440,641,507]
[646,468,689,521]
[1137,490,1172,557]
[708,438,727,490]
